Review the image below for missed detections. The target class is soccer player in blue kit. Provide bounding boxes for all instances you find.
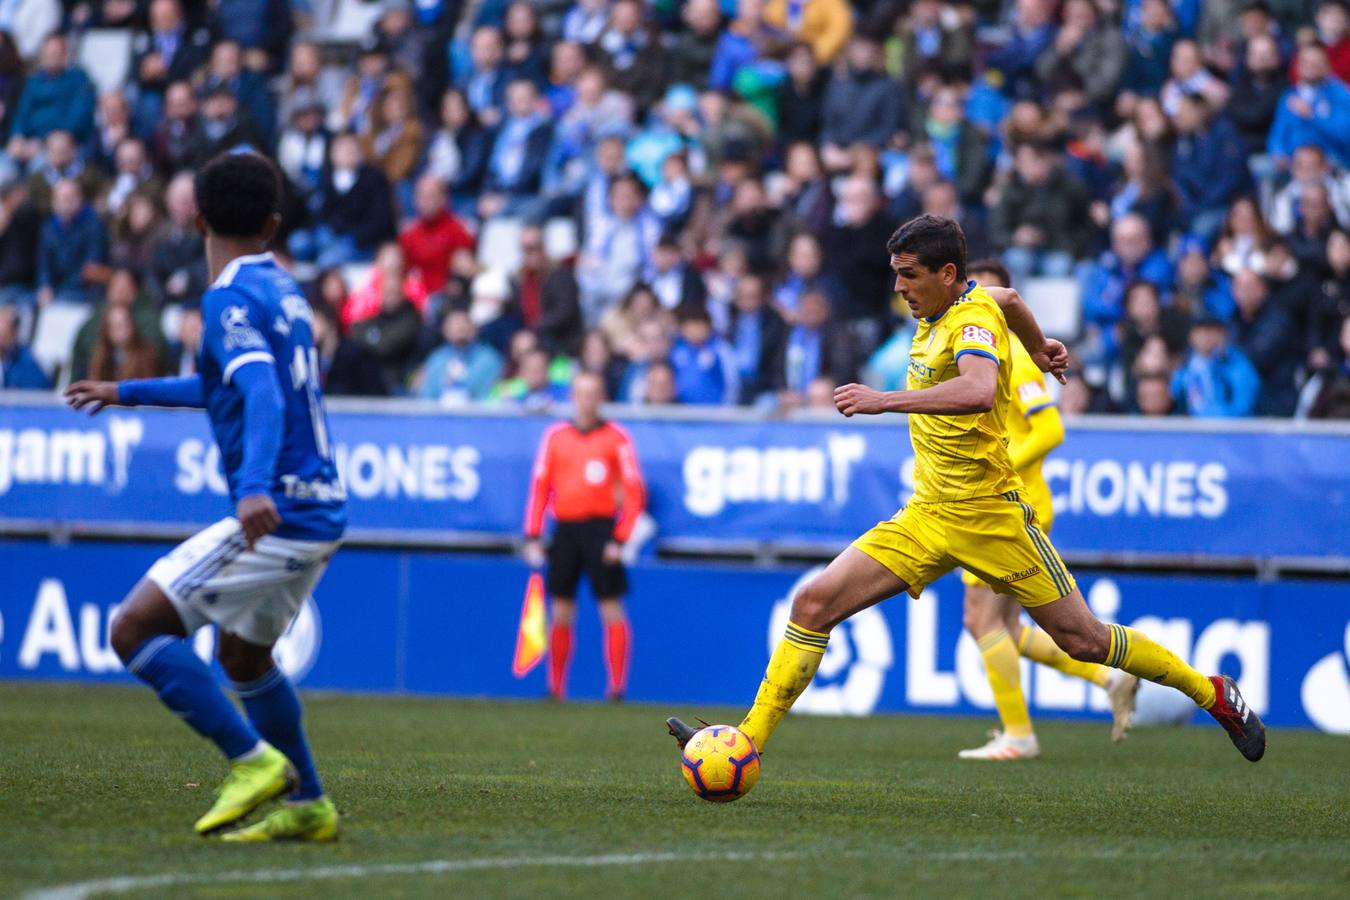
[65,152,345,841]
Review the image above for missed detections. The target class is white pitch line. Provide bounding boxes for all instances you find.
[24,850,800,900]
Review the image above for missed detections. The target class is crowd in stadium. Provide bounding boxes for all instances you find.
[0,0,1349,418]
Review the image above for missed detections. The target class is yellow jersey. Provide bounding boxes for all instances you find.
[906,281,1023,504]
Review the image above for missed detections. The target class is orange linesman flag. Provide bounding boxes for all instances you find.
[512,572,548,677]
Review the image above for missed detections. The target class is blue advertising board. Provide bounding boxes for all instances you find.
[3,539,1348,733]
[1,398,1347,561]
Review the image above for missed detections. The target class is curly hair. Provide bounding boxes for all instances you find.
[192,150,281,239]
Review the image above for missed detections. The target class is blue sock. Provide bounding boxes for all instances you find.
[127,636,261,760]
[234,667,324,801]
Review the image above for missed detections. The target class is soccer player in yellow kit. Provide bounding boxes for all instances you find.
[955,261,1137,761]
[667,215,1265,766]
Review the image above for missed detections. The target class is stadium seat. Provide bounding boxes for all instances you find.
[1022,277,1083,342]
[543,218,578,261]
[319,0,384,43]
[31,301,93,387]
[159,305,183,350]
[77,30,133,95]
[340,263,374,294]
[478,218,524,275]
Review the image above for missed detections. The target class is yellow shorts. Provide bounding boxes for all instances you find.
[960,476,1053,589]
[854,490,1075,607]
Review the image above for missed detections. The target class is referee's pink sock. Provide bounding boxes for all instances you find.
[604,619,631,699]
[548,623,573,700]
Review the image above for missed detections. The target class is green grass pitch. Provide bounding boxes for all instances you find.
[3,682,1348,899]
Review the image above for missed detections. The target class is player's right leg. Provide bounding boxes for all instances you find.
[1002,600,1138,743]
[961,495,1262,761]
[730,547,907,752]
[218,633,337,843]
[1026,588,1265,761]
[109,577,291,834]
[958,579,1038,760]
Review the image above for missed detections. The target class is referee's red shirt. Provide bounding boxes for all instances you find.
[524,420,647,542]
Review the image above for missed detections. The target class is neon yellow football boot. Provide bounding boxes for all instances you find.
[194,743,295,836]
[221,796,339,842]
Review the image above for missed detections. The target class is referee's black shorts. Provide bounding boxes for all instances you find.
[546,517,628,599]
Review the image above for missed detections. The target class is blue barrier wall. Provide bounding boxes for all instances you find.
[3,539,1348,733]
[1,399,1348,561]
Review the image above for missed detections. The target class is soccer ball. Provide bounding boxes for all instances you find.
[680,725,760,802]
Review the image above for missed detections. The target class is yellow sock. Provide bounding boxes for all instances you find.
[1018,627,1110,688]
[977,628,1033,739]
[737,622,827,751]
[1106,623,1216,708]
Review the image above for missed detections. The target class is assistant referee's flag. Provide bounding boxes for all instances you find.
[512,572,548,678]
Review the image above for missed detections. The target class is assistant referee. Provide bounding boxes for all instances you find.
[523,371,647,701]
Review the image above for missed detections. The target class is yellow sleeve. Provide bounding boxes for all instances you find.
[1009,404,1064,470]
[947,300,1004,368]
[1010,348,1053,417]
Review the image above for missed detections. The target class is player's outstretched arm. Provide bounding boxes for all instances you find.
[835,354,998,417]
[984,287,1069,384]
[65,375,205,414]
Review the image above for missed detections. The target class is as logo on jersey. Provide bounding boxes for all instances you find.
[221,305,266,351]
[961,325,996,348]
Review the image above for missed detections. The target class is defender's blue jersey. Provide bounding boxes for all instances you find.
[199,252,346,541]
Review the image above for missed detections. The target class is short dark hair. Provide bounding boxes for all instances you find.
[675,303,712,325]
[886,214,967,282]
[610,171,647,197]
[193,151,281,239]
[967,258,1010,288]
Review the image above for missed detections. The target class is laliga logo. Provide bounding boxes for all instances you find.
[192,595,322,682]
[1300,621,1350,734]
[767,566,894,716]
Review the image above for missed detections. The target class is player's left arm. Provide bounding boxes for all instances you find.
[202,288,284,547]
[984,286,1069,383]
[229,358,284,548]
[835,352,998,416]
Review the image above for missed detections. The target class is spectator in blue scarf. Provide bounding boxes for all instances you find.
[670,304,740,404]
[1171,315,1260,416]
[459,25,509,128]
[418,309,505,404]
[479,79,553,219]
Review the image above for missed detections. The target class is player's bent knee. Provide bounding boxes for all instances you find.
[961,588,1004,636]
[790,577,833,632]
[962,598,1000,638]
[216,634,274,682]
[1059,630,1108,664]
[109,610,147,663]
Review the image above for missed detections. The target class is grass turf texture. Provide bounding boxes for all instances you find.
[3,683,1348,899]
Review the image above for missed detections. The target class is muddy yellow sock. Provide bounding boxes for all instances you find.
[977,628,1032,739]
[737,622,827,751]
[1106,623,1216,708]
[1018,627,1109,688]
